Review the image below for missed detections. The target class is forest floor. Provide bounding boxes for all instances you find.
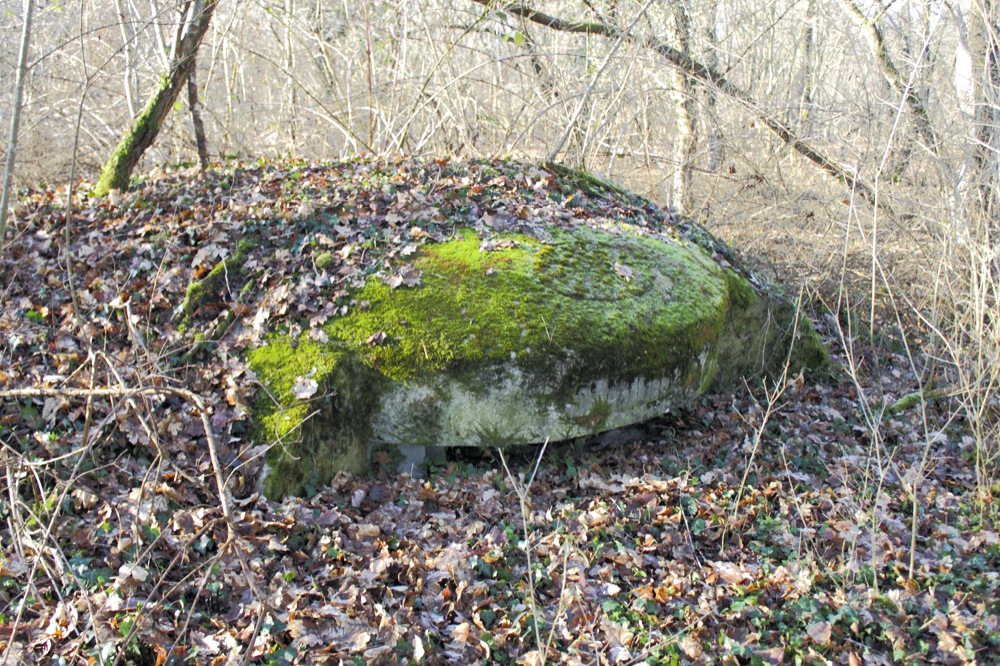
[0,158,997,665]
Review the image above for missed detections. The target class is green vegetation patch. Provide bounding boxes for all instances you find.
[325,226,728,394]
[247,338,389,497]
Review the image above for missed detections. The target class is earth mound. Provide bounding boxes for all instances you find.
[214,159,830,497]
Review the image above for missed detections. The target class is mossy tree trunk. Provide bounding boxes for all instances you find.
[94,0,219,196]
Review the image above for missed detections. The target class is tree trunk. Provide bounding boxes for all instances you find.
[666,1,696,213]
[794,0,817,133]
[94,0,219,196]
[0,0,34,246]
[284,0,298,149]
[957,0,1000,225]
[702,0,724,174]
[187,56,210,170]
[112,0,140,117]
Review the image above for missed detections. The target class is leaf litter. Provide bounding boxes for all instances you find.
[0,157,997,664]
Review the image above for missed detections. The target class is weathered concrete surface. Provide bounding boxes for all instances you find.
[248,221,828,498]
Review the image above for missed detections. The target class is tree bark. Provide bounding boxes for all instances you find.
[666,1,696,212]
[187,56,210,170]
[0,0,34,246]
[94,0,219,195]
[470,0,893,218]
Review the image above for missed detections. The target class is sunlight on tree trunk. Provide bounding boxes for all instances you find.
[666,1,696,213]
[94,0,219,195]
[187,56,210,170]
[955,0,1000,229]
[284,0,298,150]
[0,0,34,247]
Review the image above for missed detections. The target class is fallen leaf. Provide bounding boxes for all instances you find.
[290,377,318,400]
[680,634,702,658]
[356,524,380,539]
[806,620,832,645]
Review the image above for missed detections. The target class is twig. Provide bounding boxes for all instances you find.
[0,383,274,664]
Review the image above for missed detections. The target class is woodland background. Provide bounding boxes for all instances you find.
[4,0,990,487]
[0,0,998,663]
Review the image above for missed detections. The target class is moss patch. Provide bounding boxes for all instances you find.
[179,238,256,332]
[325,227,727,394]
[711,271,832,387]
[247,338,389,497]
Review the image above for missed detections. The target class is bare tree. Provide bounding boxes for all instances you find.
[955,0,999,227]
[93,0,219,195]
[471,0,892,216]
[0,0,35,246]
[840,0,939,155]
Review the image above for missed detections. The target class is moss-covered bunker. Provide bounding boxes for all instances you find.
[247,220,828,498]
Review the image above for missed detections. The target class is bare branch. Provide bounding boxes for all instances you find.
[471,0,895,218]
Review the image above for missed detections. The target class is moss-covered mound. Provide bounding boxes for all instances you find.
[248,221,827,497]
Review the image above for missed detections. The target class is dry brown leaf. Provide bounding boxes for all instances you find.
[806,620,832,646]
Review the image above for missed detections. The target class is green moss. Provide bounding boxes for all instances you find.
[236,237,255,256]
[711,276,833,387]
[325,227,727,395]
[247,338,389,497]
[724,270,757,311]
[542,161,633,199]
[315,251,335,271]
[180,244,250,324]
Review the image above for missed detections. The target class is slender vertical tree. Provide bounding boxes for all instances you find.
[187,55,210,169]
[93,0,219,195]
[702,0,724,174]
[666,0,696,212]
[0,0,35,246]
[956,0,999,226]
[794,0,817,133]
